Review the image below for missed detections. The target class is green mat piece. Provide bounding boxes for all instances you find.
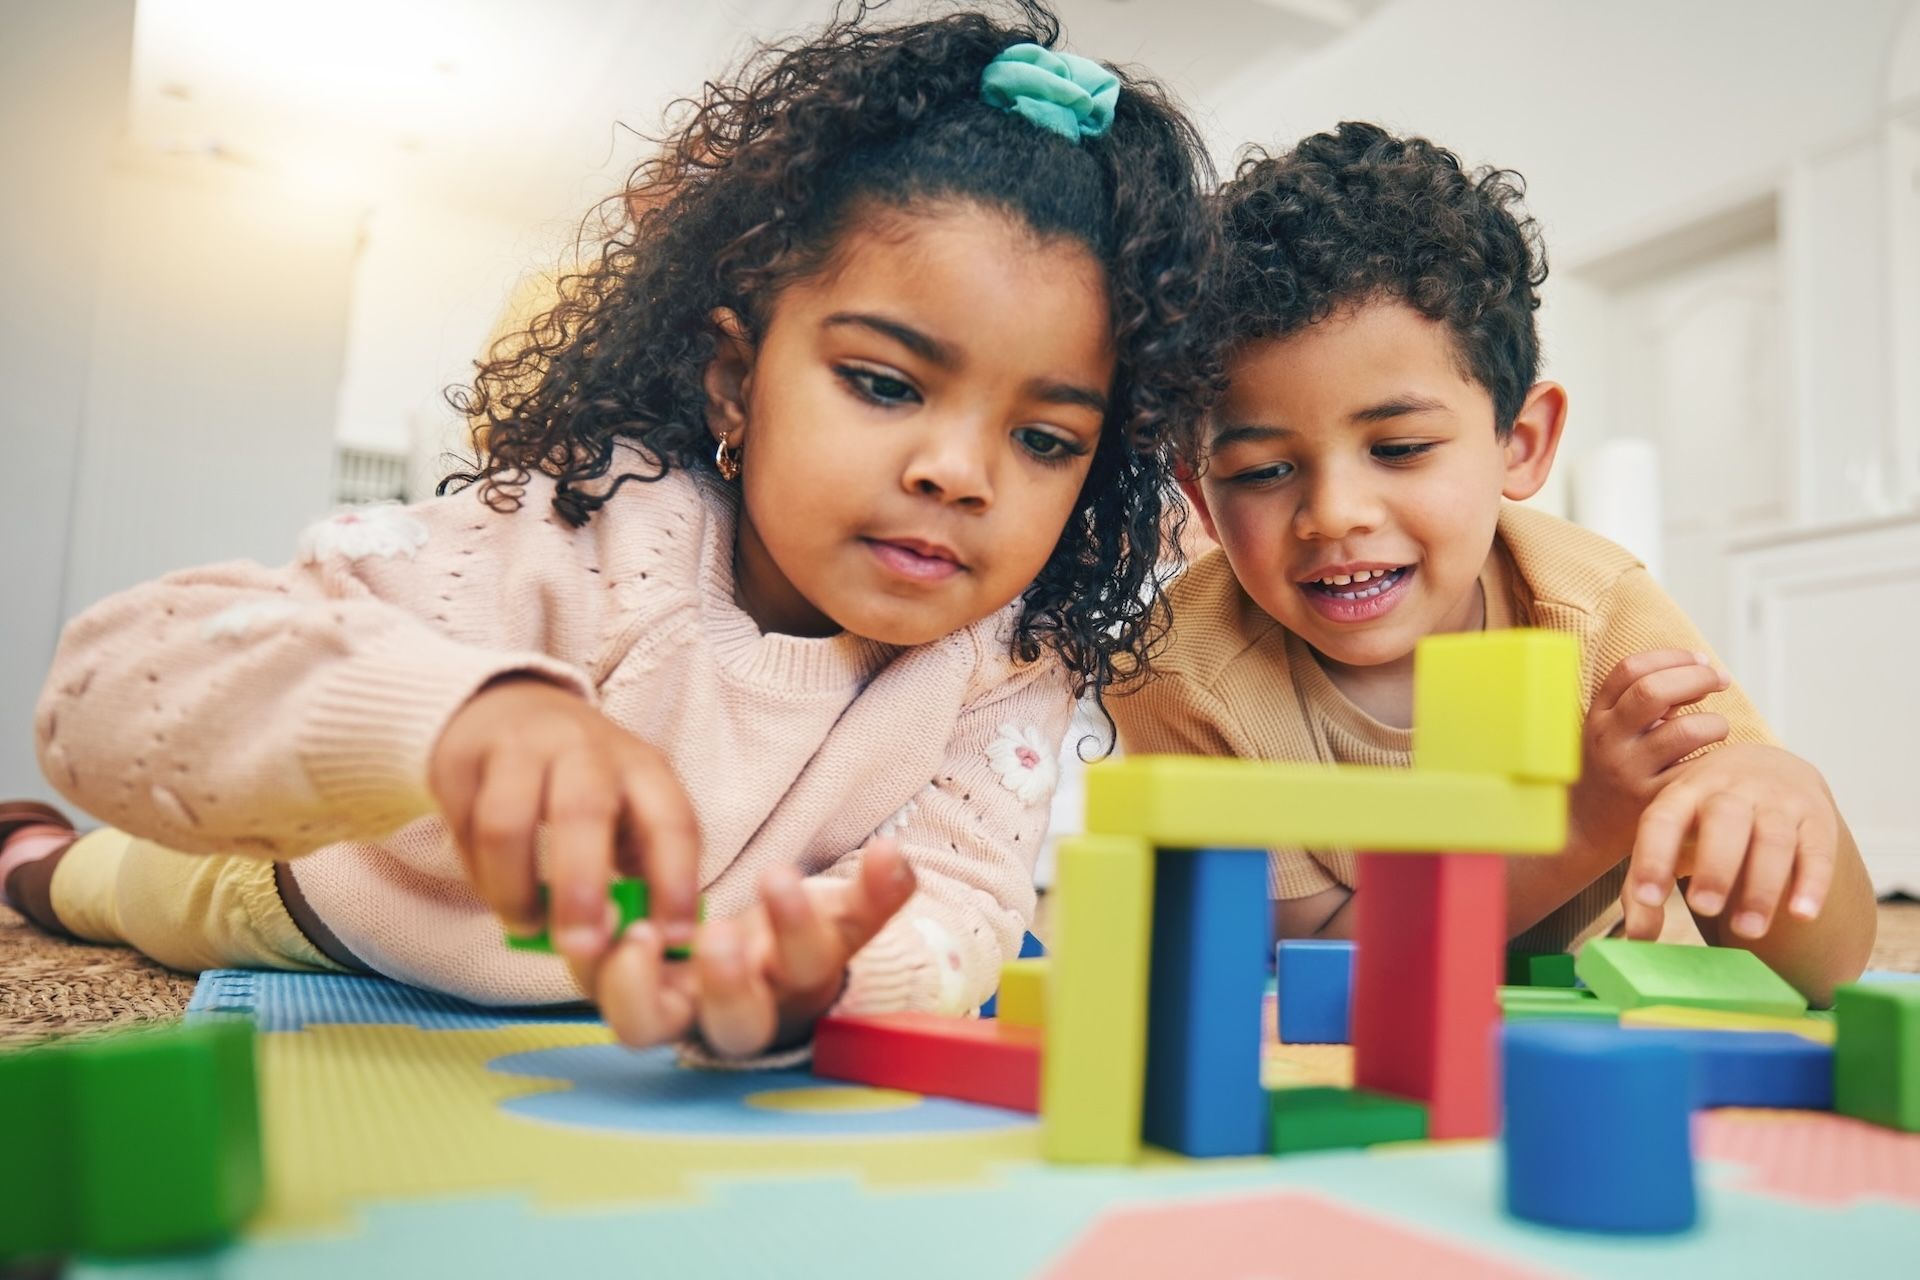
[1268,1087,1428,1155]
[1834,982,1920,1131]
[1505,951,1579,987]
[1574,938,1806,1018]
[506,879,699,959]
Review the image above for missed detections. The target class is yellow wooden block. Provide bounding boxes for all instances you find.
[997,957,1047,1029]
[1042,834,1153,1163]
[1083,756,1566,854]
[1413,630,1580,783]
[1619,1004,1836,1044]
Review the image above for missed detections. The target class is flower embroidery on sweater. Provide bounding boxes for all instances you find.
[201,599,301,641]
[911,917,970,1016]
[986,723,1059,807]
[298,504,429,565]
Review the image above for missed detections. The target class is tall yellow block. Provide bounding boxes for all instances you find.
[997,957,1047,1029]
[1042,834,1154,1163]
[1414,630,1580,782]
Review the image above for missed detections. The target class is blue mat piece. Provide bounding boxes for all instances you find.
[186,969,601,1033]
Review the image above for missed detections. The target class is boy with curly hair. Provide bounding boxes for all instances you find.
[1114,122,1874,1001]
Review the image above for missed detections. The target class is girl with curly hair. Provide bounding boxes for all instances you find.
[4,2,1219,1059]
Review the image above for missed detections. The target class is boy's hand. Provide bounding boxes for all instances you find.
[1568,650,1731,862]
[590,839,918,1057]
[430,677,702,977]
[1623,742,1838,942]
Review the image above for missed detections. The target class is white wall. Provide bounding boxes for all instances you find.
[0,2,135,798]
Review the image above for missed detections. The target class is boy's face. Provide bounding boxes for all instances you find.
[1183,300,1562,674]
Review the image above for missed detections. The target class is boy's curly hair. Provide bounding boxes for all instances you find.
[442,1,1219,697]
[1212,120,1546,444]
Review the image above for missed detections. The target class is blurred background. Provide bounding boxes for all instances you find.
[3,0,1917,898]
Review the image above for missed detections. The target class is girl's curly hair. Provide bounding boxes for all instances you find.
[1210,120,1547,450]
[442,1,1219,698]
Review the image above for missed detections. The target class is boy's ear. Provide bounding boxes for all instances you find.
[1501,381,1568,502]
[1174,460,1222,545]
[703,308,756,445]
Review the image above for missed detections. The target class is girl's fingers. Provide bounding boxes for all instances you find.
[1593,649,1712,716]
[1685,793,1754,921]
[823,840,919,957]
[616,746,703,950]
[695,919,779,1058]
[1785,810,1839,924]
[1638,712,1730,774]
[762,865,840,995]
[545,748,622,962]
[1728,810,1799,939]
[467,750,546,934]
[598,922,695,1048]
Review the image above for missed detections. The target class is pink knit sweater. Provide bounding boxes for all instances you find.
[35,462,1074,1013]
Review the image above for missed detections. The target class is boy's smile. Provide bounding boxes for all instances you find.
[1183,300,1563,702]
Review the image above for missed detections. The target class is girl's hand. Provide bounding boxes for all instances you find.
[1568,650,1731,867]
[429,677,702,980]
[592,839,918,1057]
[1621,742,1839,942]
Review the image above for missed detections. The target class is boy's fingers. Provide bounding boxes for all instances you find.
[599,922,694,1048]
[827,840,919,958]
[762,865,840,994]
[1613,664,1729,735]
[617,746,703,947]
[1594,649,1710,715]
[1785,811,1838,923]
[468,751,546,932]
[1684,793,1753,920]
[696,920,778,1058]
[1728,810,1799,939]
[545,748,622,962]
[1629,787,1695,908]
[1639,712,1730,774]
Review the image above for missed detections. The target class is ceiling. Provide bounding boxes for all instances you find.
[128,0,1384,221]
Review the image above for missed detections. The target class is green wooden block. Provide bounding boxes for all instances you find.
[1574,938,1806,1018]
[0,1018,261,1261]
[1499,986,1620,1023]
[1505,951,1578,987]
[1269,1087,1428,1155]
[1834,982,1920,1132]
[505,879,699,959]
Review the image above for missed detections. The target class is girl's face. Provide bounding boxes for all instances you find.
[706,202,1115,646]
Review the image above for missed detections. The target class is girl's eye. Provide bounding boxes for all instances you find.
[1230,461,1294,485]
[1016,428,1086,464]
[838,367,920,406]
[1374,442,1438,463]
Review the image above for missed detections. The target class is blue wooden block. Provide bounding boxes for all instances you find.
[1502,1023,1697,1235]
[1621,1027,1833,1110]
[1276,939,1355,1044]
[1143,847,1270,1157]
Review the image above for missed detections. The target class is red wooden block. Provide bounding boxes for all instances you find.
[813,1012,1042,1112]
[1351,852,1506,1139]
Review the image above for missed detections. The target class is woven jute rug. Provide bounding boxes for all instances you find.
[4,898,1918,1046]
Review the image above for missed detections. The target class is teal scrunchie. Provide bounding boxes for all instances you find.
[980,42,1118,144]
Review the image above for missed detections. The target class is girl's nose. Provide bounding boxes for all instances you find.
[902,422,994,510]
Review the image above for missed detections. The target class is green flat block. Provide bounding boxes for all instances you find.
[1574,938,1806,1018]
[0,1018,261,1261]
[1268,1087,1428,1155]
[506,879,699,959]
[1834,982,1920,1131]
[1500,991,1620,1023]
[1499,985,1596,1005]
[1085,756,1567,854]
[1505,951,1578,987]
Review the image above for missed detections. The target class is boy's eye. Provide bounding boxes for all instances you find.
[838,366,920,406]
[1374,442,1437,462]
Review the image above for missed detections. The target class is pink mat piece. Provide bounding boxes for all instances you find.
[1698,1109,1920,1207]
[1041,1189,1562,1280]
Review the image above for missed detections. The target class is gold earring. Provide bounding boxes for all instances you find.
[714,435,741,481]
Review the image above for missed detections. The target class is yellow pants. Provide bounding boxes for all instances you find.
[51,829,346,975]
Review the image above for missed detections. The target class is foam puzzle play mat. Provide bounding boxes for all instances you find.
[4,631,1916,1276]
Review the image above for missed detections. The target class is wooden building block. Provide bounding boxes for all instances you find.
[1413,630,1580,782]
[1277,940,1355,1044]
[1620,1004,1834,1044]
[1268,1087,1427,1155]
[1352,853,1506,1139]
[1575,939,1806,1018]
[1084,757,1566,854]
[814,1013,1041,1112]
[995,957,1047,1029]
[1833,981,1920,1131]
[1143,848,1270,1157]
[1042,834,1155,1163]
[1499,986,1620,1024]
[1505,951,1579,987]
